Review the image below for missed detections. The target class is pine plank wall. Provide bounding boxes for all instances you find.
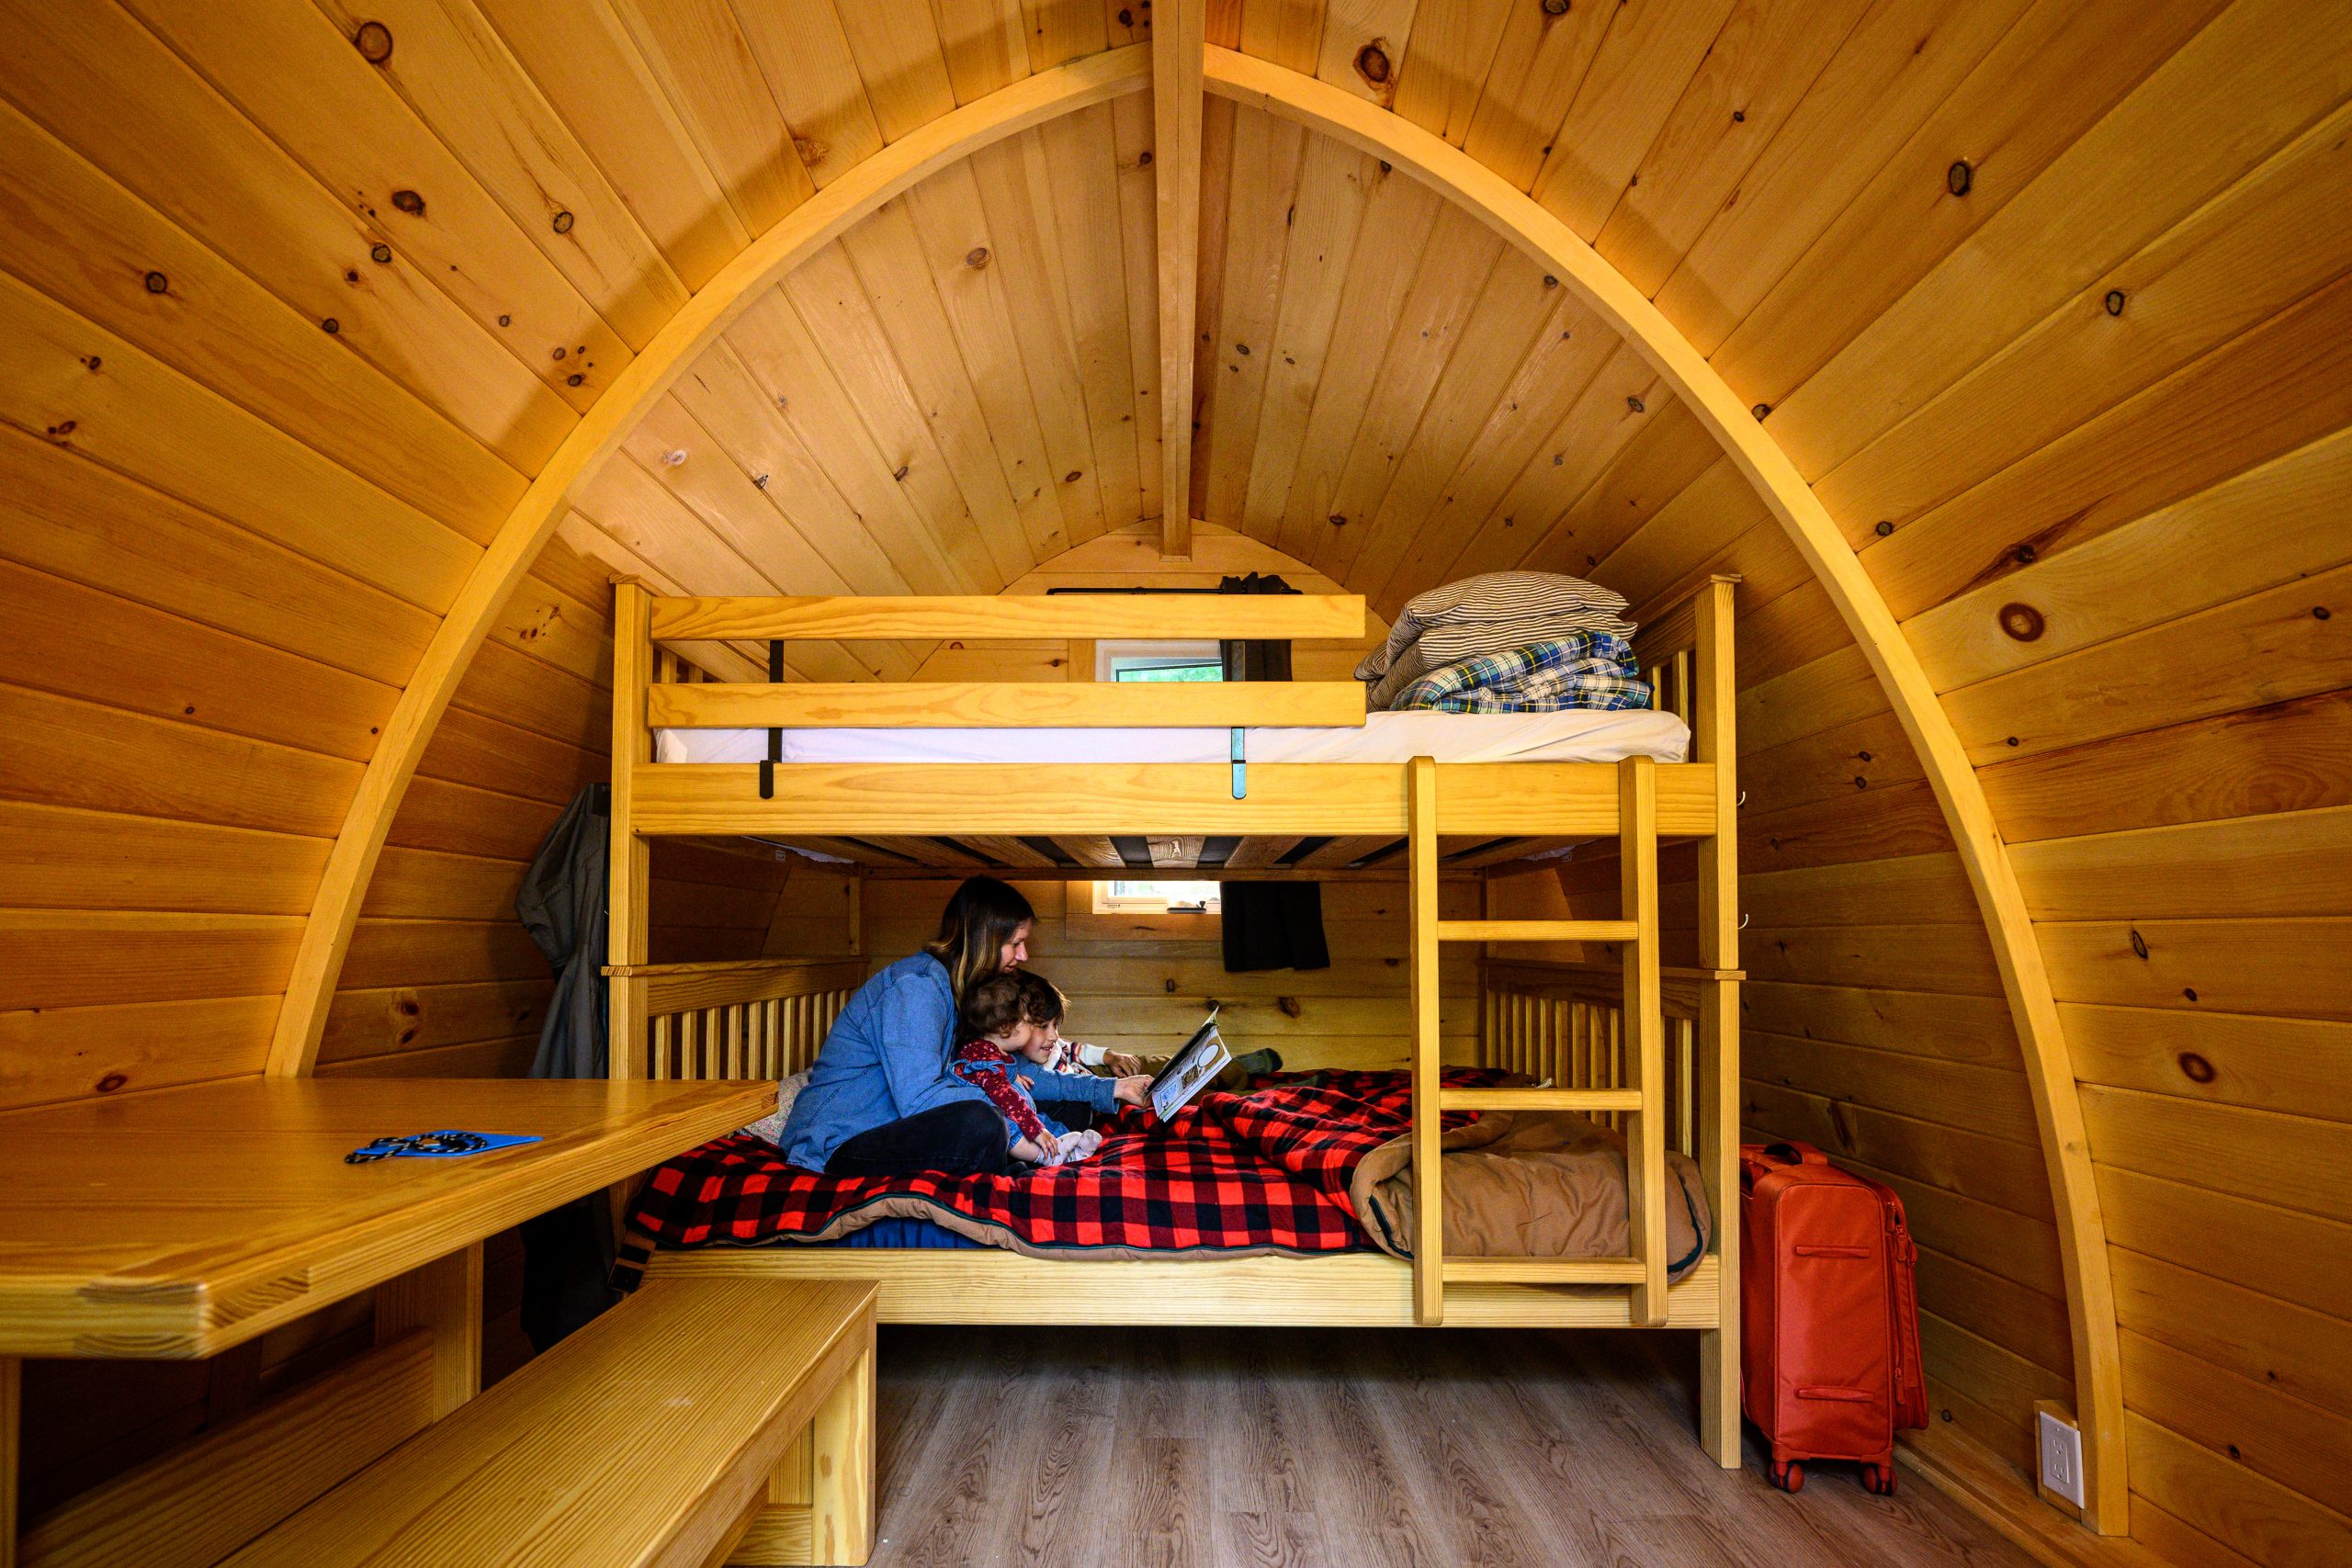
[0,0,2346,1561]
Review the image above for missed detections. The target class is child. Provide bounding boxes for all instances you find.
[1024,968,1286,1095]
[1006,971,1155,1119]
[1019,970,1139,1081]
[951,974,1103,1166]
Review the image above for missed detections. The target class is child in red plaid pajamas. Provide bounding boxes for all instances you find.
[952,973,1114,1166]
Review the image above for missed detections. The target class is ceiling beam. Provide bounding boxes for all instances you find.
[1152,0,1205,559]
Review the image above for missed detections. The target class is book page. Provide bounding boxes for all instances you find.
[1149,1017,1232,1119]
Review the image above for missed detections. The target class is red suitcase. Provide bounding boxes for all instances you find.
[1740,1141,1928,1495]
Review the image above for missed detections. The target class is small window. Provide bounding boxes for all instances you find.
[1095,877,1221,915]
[1099,639,1224,684]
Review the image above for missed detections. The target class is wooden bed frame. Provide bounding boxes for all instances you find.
[605,580,1743,1465]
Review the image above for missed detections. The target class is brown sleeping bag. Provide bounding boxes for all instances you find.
[1349,1104,1713,1280]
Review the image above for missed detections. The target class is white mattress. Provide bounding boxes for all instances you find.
[653,707,1690,766]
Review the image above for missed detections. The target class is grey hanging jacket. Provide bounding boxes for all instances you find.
[517,784,610,1079]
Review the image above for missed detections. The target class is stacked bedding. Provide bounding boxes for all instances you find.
[1360,571,1649,714]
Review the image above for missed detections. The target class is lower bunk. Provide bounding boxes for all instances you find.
[616,953,1742,1457]
[624,1060,1722,1330]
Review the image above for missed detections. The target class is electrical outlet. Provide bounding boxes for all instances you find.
[2038,1407,2085,1509]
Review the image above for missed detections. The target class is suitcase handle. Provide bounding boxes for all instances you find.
[1762,1143,1827,1167]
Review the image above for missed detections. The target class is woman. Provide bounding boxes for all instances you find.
[778,876,1140,1177]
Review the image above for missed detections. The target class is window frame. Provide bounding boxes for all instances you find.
[1094,876,1221,915]
[1095,638,1225,684]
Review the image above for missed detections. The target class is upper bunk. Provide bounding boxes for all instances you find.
[608,577,1736,865]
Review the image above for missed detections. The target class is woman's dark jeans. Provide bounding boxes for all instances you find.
[822,1097,1102,1179]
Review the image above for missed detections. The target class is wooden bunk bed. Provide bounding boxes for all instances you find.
[604,579,1743,1462]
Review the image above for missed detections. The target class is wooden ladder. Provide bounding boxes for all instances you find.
[1406,754,1670,1327]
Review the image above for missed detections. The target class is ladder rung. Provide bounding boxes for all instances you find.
[1442,1257,1646,1285]
[1436,919,1640,943]
[1439,1088,1645,1112]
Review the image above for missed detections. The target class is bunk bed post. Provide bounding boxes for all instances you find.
[1620,756,1668,1327]
[1693,575,1743,1466]
[1408,757,1444,1326]
[608,579,653,1081]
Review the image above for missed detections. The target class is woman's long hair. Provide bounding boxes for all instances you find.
[922,875,1034,1006]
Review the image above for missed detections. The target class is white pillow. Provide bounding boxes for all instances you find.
[740,1069,813,1146]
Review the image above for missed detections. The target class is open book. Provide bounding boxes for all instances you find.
[1148,1007,1232,1120]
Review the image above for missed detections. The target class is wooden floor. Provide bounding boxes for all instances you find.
[863,1325,2037,1568]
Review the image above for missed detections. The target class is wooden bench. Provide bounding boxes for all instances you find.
[21,1278,877,1568]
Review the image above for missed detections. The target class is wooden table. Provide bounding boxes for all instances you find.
[0,1077,775,1566]
[0,1077,774,1360]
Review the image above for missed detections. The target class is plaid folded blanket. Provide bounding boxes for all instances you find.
[1389,634,1651,714]
[625,1069,1501,1261]
[1365,609,1636,708]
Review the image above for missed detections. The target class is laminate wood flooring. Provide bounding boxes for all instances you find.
[860,1325,2040,1568]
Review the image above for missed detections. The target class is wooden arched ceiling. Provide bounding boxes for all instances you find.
[6,1,2348,1558]
[562,95,1668,662]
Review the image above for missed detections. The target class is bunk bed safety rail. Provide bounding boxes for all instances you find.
[1478,961,1702,1154]
[602,957,866,1081]
[639,592,1374,732]
[1629,574,1734,728]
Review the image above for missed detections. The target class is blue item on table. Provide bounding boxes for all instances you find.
[345,1130,543,1164]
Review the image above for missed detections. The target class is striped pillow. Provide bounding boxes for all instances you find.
[1358,571,1630,681]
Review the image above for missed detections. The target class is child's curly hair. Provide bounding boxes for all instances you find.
[959,973,1027,1040]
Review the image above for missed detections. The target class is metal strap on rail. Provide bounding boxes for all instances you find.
[1229,728,1246,799]
[759,638,783,800]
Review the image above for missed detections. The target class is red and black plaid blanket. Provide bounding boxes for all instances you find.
[626,1069,1498,1260]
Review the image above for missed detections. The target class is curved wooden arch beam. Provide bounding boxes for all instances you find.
[1201,46,2127,1529]
[266,44,1152,1080]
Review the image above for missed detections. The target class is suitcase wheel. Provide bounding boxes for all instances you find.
[1769,1459,1804,1493]
[1860,1462,1896,1496]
